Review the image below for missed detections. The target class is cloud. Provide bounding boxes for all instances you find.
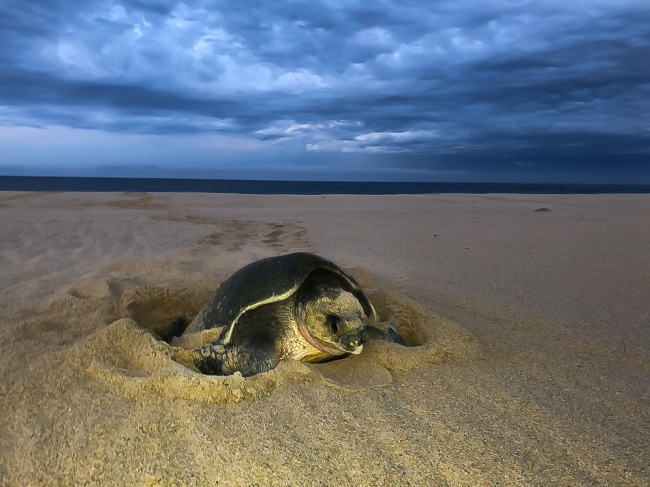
[0,0,649,180]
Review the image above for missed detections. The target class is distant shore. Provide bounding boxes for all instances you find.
[1,175,650,195]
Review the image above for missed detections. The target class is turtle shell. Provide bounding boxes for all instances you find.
[188,252,378,338]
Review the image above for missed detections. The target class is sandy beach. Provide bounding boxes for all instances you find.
[0,191,648,486]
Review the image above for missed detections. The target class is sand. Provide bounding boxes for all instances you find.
[0,191,648,486]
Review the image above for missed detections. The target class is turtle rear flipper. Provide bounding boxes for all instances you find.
[365,321,406,346]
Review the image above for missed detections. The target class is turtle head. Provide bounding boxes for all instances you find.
[299,284,366,355]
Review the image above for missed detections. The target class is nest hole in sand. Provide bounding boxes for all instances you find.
[45,268,482,402]
[119,282,482,381]
[118,285,208,341]
[115,281,481,371]
[119,283,431,350]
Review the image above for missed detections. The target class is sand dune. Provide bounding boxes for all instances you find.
[0,191,648,485]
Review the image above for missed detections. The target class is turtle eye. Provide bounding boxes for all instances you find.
[326,314,341,333]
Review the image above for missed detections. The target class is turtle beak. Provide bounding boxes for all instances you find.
[339,328,365,354]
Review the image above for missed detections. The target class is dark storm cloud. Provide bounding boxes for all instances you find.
[0,0,649,178]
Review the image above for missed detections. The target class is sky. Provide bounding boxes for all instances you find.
[1,0,649,183]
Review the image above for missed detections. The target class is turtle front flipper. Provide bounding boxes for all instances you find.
[365,321,406,346]
[194,339,279,377]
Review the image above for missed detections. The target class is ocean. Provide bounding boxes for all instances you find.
[0,176,648,195]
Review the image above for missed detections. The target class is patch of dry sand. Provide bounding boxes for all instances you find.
[0,191,648,486]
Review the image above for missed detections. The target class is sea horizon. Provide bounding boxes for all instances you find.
[1,175,649,195]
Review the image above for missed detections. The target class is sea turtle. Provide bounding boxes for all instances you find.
[178,252,404,377]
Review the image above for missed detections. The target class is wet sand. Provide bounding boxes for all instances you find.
[0,191,648,486]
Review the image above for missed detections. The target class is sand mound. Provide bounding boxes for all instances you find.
[36,260,214,338]
[74,318,310,405]
[28,259,481,400]
[68,285,481,400]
